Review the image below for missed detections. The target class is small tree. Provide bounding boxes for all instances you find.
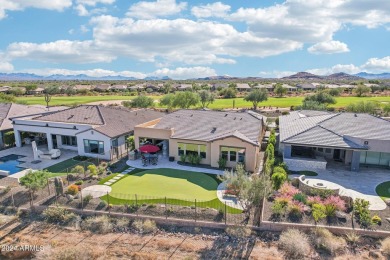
[87,165,97,176]
[3,131,15,146]
[274,83,287,97]
[346,101,379,114]
[19,170,48,197]
[172,91,200,109]
[126,136,135,150]
[71,165,85,178]
[244,89,268,110]
[199,90,215,108]
[162,83,172,94]
[159,93,175,109]
[124,95,154,108]
[354,84,371,97]
[384,104,390,116]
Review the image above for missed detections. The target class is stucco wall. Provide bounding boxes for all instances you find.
[284,157,327,171]
[76,129,112,160]
[345,135,390,153]
[169,139,211,165]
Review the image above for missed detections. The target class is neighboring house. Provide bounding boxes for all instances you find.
[145,84,160,92]
[134,110,267,172]
[279,110,390,172]
[236,83,251,92]
[0,103,66,148]
[281,84,297,91]
[253,84,274,91]
[111,85,128,91]
[177,84,192,91]
[212,83,229,91]
[26,87,45,95]
[12,105,165,161]
[129,84,145,91]
[95,84,112,92]
[74,85,94,91]
[296,83,316,91]
[0,86,11,93]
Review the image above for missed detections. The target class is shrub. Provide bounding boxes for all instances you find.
[81,215,113,234]
[278,183,299,197]
[311,228,346,256]
[288,201,305,219]
[310,189,335,199]
[75,180,83,185]
[279,229,311,259]
[83,194,93,205]
[372,215,381,225]
[217,157,227,169]
[272,201,287,216]
[274,195,291,208]
[307,196,323,206]
[132,219,158,234]
[66,184,79,195]
[42,207,77,225]
[87,165,97,176]
[180,154,187,163]
[381,237,390,257]
[271,171,287,190]
[353,198,372,228]
[323,196,346,212]
[312,203,326,223]
[293,193,307,204]
[98,201,107,208]
[225,225,252,238]
[97,166,105,175]
[225,183,239,196]
[345,232,360,246]
[324,204,337,218]
[71,165,84,176]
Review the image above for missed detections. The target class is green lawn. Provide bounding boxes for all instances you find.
[100,168,241,213]
[17,95,390,109]
[375,181,390,200]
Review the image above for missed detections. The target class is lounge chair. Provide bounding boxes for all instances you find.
[38,149,61,160]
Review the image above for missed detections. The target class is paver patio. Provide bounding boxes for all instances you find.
[291,166,390,210]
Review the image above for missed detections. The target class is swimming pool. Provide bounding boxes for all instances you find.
[0,154,26,176]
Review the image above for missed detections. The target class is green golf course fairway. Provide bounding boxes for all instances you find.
[110,168,218,200]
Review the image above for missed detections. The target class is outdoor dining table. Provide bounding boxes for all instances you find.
[142,153,158,165]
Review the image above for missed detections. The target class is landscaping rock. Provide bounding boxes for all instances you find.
[290,177,299,187]
[386,217,390,223]
[384,199,390,206]
[335,210,347,220]
[66,194,74,201]
[340,195,354,209]
[368,250,381,259]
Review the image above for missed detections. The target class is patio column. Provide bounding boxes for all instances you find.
[14,130,22,147]
[46,134,53,151]
[283,144,292,159]
[351,150,361,171]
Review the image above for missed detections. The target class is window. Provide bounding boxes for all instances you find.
[112,138,118,147]
[61,135,77,146]
[84,139,104,154]
[221,146,246,163]
[318,148,324,152]
[178,143,207,159]
[325,148,332,153]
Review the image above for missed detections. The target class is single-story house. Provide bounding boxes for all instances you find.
[26,87,45,95]
[94,84,112,92]
[236,83,251,92]
[12,105,164,161]
[279,110,390,172]
[212,83,229,91]
[281,84,297,91]
[0,103,66,148]
[0,86,11,93]
[74,85,94,91]
[253,84,274,91]
[129,84,145,91]
[296,83,316,91]
[134,109,267,172]
[111,85,128,91]
[177,84,192,91]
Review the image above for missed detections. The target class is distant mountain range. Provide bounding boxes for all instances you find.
[0,73,171,81]
[0,71,390,81]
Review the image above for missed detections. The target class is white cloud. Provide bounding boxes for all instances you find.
[0,0,72,19]
[7,40,115,63]
[127,0,187,19]
[361,56,390,73]
[75,4,89,16]
[0,61,14,72]
[152,66,216,79]
[76,0,115,6]
[306,64,360,75]
[191,2,230,18]
[308,40,350,54]
[229,0,390,43]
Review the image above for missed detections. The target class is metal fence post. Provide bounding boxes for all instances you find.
[135,194,138,206]
[165,197,167,219]
[195,199,197,222]
[46,177,50,196]
[224,202,227,225]
[80,190,83,211]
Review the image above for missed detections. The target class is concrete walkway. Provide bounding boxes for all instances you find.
[81,185,112,198]
[290,167,390,210]
[126,156,223,175]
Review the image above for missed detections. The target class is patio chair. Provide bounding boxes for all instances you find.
[151,157,158,165]
[141,155,148,166]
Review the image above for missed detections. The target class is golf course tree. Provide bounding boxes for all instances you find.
[122,95,154,108]
[354,84,371,97]
[172,91,200,109]
[298,91,336,110]
[219,164,272,220]
[244,89,268,110]
[162,83,172,94]
[199,90,215,108]
[159,93,175,110]
[384,104,390,116]
[346,101,379,114]
[19,170,49,205]
[274,83,287,97]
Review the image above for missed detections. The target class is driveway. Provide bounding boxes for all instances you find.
[291,167,390,210]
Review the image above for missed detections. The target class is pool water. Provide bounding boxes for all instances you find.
[0,154,26,174]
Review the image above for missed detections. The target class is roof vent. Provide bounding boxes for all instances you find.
[225,114,228,117]
[211,127,217,133]
[190,114,193,117]
[234,117,236,120]
[68,115,74,120]
[240,118,242,120]
[354,114,357,117]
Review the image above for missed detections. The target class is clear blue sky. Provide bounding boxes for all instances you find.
[0,0,389,79]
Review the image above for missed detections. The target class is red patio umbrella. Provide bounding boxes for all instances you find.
[139,144,160,153]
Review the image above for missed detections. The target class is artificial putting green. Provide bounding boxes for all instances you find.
[100,168,242,213]
[376,181,390,200]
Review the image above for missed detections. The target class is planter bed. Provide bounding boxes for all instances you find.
[263,198,390,231]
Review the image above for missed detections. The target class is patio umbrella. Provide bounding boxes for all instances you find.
[139,144,160,153]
